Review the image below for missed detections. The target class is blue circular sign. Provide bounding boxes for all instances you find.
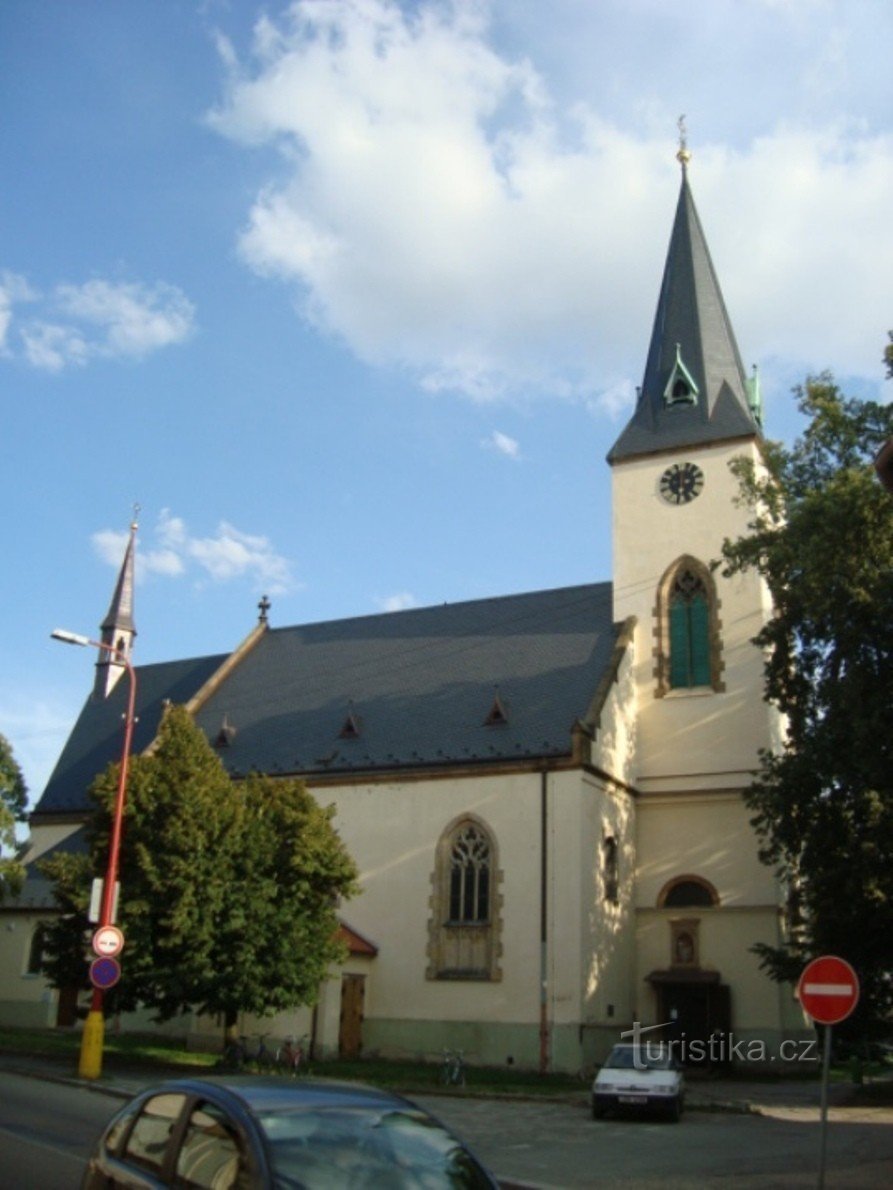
[89,956,122,990]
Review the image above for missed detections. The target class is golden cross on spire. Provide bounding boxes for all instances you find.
[676,114,691,169]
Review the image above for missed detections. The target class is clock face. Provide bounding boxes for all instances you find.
[660,461,704,505]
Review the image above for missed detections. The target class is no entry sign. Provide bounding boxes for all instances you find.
[798,955,860,1025]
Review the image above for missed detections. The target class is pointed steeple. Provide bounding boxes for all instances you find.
[608,141,760,463]
[94,513,138,700]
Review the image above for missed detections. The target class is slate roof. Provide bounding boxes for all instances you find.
[34,653,228,817]
[32,583,621,818]
[608,171,760,463]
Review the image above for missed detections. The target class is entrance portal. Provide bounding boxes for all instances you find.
[651,974,731,1066]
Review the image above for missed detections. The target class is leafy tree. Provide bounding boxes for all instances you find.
[0,732,28,902]
[721,369,893,1034]
[41,705,358,1034]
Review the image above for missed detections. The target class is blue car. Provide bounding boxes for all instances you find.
[81,1076,499,1188]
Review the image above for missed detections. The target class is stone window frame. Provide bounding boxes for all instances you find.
[653,555,725,697]
[426,814,503,983]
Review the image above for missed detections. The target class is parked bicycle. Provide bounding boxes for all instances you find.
[441,1048,466,1087]
[276,1034,309,1076]
[220,1033,274,1073]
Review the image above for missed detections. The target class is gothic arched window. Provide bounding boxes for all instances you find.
[669,569,710,688]
[448,823,491,924]
[655,557,724,696]
[427,817,502,982]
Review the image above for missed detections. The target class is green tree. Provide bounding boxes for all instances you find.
[0,732,28,902]
[41,705,357,1034]
[721,370,893,1033]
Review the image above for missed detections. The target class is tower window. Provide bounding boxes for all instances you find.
[654,557,725,697]
[669,570,711,688]
[602,836,619,904]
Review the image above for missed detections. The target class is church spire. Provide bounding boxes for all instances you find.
[94,511,138,700]
[608,130,760,463]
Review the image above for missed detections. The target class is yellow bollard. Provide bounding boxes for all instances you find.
[79,1009,104,1079]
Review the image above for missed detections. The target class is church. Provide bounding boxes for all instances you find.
[1,151,808,1071]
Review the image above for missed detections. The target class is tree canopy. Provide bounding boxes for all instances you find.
[721,367,893,1033]
[40,705,358,1031]
[0,732,28,902]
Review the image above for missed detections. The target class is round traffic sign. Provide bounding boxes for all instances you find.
[89,956,122,990]
[798,955,860,1025]
[92,925,124,958]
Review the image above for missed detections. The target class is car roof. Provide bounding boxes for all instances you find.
[152,1076,419,1115]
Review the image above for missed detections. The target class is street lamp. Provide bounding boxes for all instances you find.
[51,629,137,1079]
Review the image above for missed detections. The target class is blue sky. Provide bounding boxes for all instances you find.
[2,0,891,803]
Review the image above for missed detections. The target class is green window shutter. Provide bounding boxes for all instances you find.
[689,594,711,685]
[669,599,690,687]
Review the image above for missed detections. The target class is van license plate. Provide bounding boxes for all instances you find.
[619,1095,648,1105]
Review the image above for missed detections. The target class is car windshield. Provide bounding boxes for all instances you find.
[259,1105,493,1188]
[603,1045,674,1071]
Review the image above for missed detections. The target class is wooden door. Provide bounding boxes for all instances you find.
[339,974,365,1058]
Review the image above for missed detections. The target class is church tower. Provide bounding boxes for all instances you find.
[93,516,138,700]
[608,140,789,1051]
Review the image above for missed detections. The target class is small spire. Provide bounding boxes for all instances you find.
[258,594,271,624]
[676,114,691,171]
[94,515,138,700]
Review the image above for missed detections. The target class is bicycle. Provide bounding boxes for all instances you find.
[441,1048,466,1087]
[249,1033,275,1072]
[276,1034,309,1077]
[219,1034,249,1071]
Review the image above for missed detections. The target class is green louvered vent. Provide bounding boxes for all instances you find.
[669,571,711,688]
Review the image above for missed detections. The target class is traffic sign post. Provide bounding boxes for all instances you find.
[797,956,860,1190]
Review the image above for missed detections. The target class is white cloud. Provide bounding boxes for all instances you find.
[0,271,36,354]
[2,274,196,371]
[377,592,417,612]
[483,430,521,459]
[208,0,893,403]
[92,510,295,595]
[56,280,195,359]
[20,322,90,373]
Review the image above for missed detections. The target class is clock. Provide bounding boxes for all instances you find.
[660,461,704,505]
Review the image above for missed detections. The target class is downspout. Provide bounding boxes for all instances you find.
[539,768,550,1073]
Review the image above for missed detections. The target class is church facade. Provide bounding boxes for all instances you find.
[1,159,808,1071]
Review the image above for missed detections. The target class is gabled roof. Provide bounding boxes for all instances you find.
[32,583,622,818]
[608,169,760,463]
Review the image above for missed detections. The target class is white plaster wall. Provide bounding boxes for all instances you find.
[0,913,57,1025]
[319,770,547,1027]
[636,792,779,910]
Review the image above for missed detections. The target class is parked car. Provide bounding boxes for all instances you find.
[591,1042,684,1121]
[81,1076,499,1188]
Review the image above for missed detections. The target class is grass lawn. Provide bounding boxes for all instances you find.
[0,1026,585,1097]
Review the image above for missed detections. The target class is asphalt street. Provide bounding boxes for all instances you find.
[0,1061,891,1188]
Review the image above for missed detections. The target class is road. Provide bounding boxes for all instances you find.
[415,1093,893,1188]
[0,1069,891,1188]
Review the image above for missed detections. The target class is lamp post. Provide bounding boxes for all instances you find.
[51,629,137,1079]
